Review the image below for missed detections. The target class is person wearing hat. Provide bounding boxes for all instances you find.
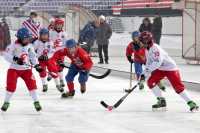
[139,17,152,33]
[52,39,93,98]
[96,15,112,64]
[79,20,99,54]
[22,12,41,43]
[1,17,11,50]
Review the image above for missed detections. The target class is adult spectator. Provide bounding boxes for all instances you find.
[79,20,99,54]
[139,17,152,33]
[96,15,112,64]
[22,12,41,43]
[0,22,4,50]
[1,18,11,49]
[152,13,163,45]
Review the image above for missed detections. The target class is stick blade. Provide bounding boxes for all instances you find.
[100,101,109,108]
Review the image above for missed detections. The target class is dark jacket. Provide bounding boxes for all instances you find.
[96,22,112,45]
[152,16,162,35]
[139,23,152,33]
[79,21,96,47]
[2,22,11,49]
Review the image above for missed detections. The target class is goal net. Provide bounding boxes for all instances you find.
[174,0,200,61]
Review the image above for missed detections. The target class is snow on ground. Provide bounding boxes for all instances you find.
[0,55,200,133]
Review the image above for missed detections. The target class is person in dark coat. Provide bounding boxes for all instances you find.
[152,13,163,45]
[0,22,4,50]
[96,15,112,64]
[1,18,11,50]
[79,20,99,54]
[139,17,152,33]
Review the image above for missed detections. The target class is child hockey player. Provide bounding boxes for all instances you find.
[139,31,199,112]
[1,28,43,112]
[49,18,67,87]
[126,31,166,91]
[126,31,146,90]
[34,28,63,93]
[53,39,93,98]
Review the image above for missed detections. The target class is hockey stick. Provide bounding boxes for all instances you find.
[100,83,139,111]
[62,64,111,79]
[24,63,58,77]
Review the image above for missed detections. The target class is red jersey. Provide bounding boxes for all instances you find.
[126,42,146,64]
[53,47,93,71]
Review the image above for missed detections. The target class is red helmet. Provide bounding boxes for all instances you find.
[139,31,153,48]
[54,18,64,25]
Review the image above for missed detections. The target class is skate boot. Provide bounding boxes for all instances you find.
[98,59,104,64]
[42,84,48,92]
[34,101,42,112]
[60,80,65,87]
[61,90,75,98]
[47,75,52,81]
[56,85,64,93]
[187,101,199,112]
[158,81,166,92]
[139,81,144,90]
[80,83,86,94]
[1,102,10,112]
[152,97,167,111]
[105,60,109,64]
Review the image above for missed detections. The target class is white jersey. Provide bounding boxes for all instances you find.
[144,44,178,77]
[33,40,56,59]
[49,30,67,51]
[4,42,38,70]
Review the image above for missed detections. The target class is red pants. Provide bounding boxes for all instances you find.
[39,58,58,78]
[147,69,185,94]
[6,69,37,92]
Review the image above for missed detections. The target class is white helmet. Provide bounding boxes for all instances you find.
[99,15,106,21]
[49,18,55,23]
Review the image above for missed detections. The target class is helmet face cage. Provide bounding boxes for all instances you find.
[139,32,153,48]
[16,28,31,45]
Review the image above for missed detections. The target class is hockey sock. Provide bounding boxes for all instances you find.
[179,90,192,103]
[59,72,64,81]
[30,90,39,102]
[67,82,74,92]
[4,91,13,102]
[152,86,162,98]
[41,77,47,85]
[54,77,60,86]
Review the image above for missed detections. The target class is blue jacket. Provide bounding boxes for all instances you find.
[79,22,96,46]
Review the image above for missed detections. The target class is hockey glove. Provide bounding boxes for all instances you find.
[34,64,43,72]
[13,56,24,65]
[57,60,66,68]
[38,55,48,61]
[127,56,134,63]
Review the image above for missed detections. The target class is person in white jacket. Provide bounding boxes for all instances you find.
[34,28,64,93]
[139,31,198,112]
[1,28,43,112]
[49,18,67,87]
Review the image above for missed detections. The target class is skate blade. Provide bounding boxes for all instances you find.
[152,107,167,112]
[190,107,199,112]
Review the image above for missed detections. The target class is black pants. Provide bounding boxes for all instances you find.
[153,34,161,45]
[98,44,108,62]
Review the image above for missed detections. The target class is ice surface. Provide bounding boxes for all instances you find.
[0,56,200,133]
